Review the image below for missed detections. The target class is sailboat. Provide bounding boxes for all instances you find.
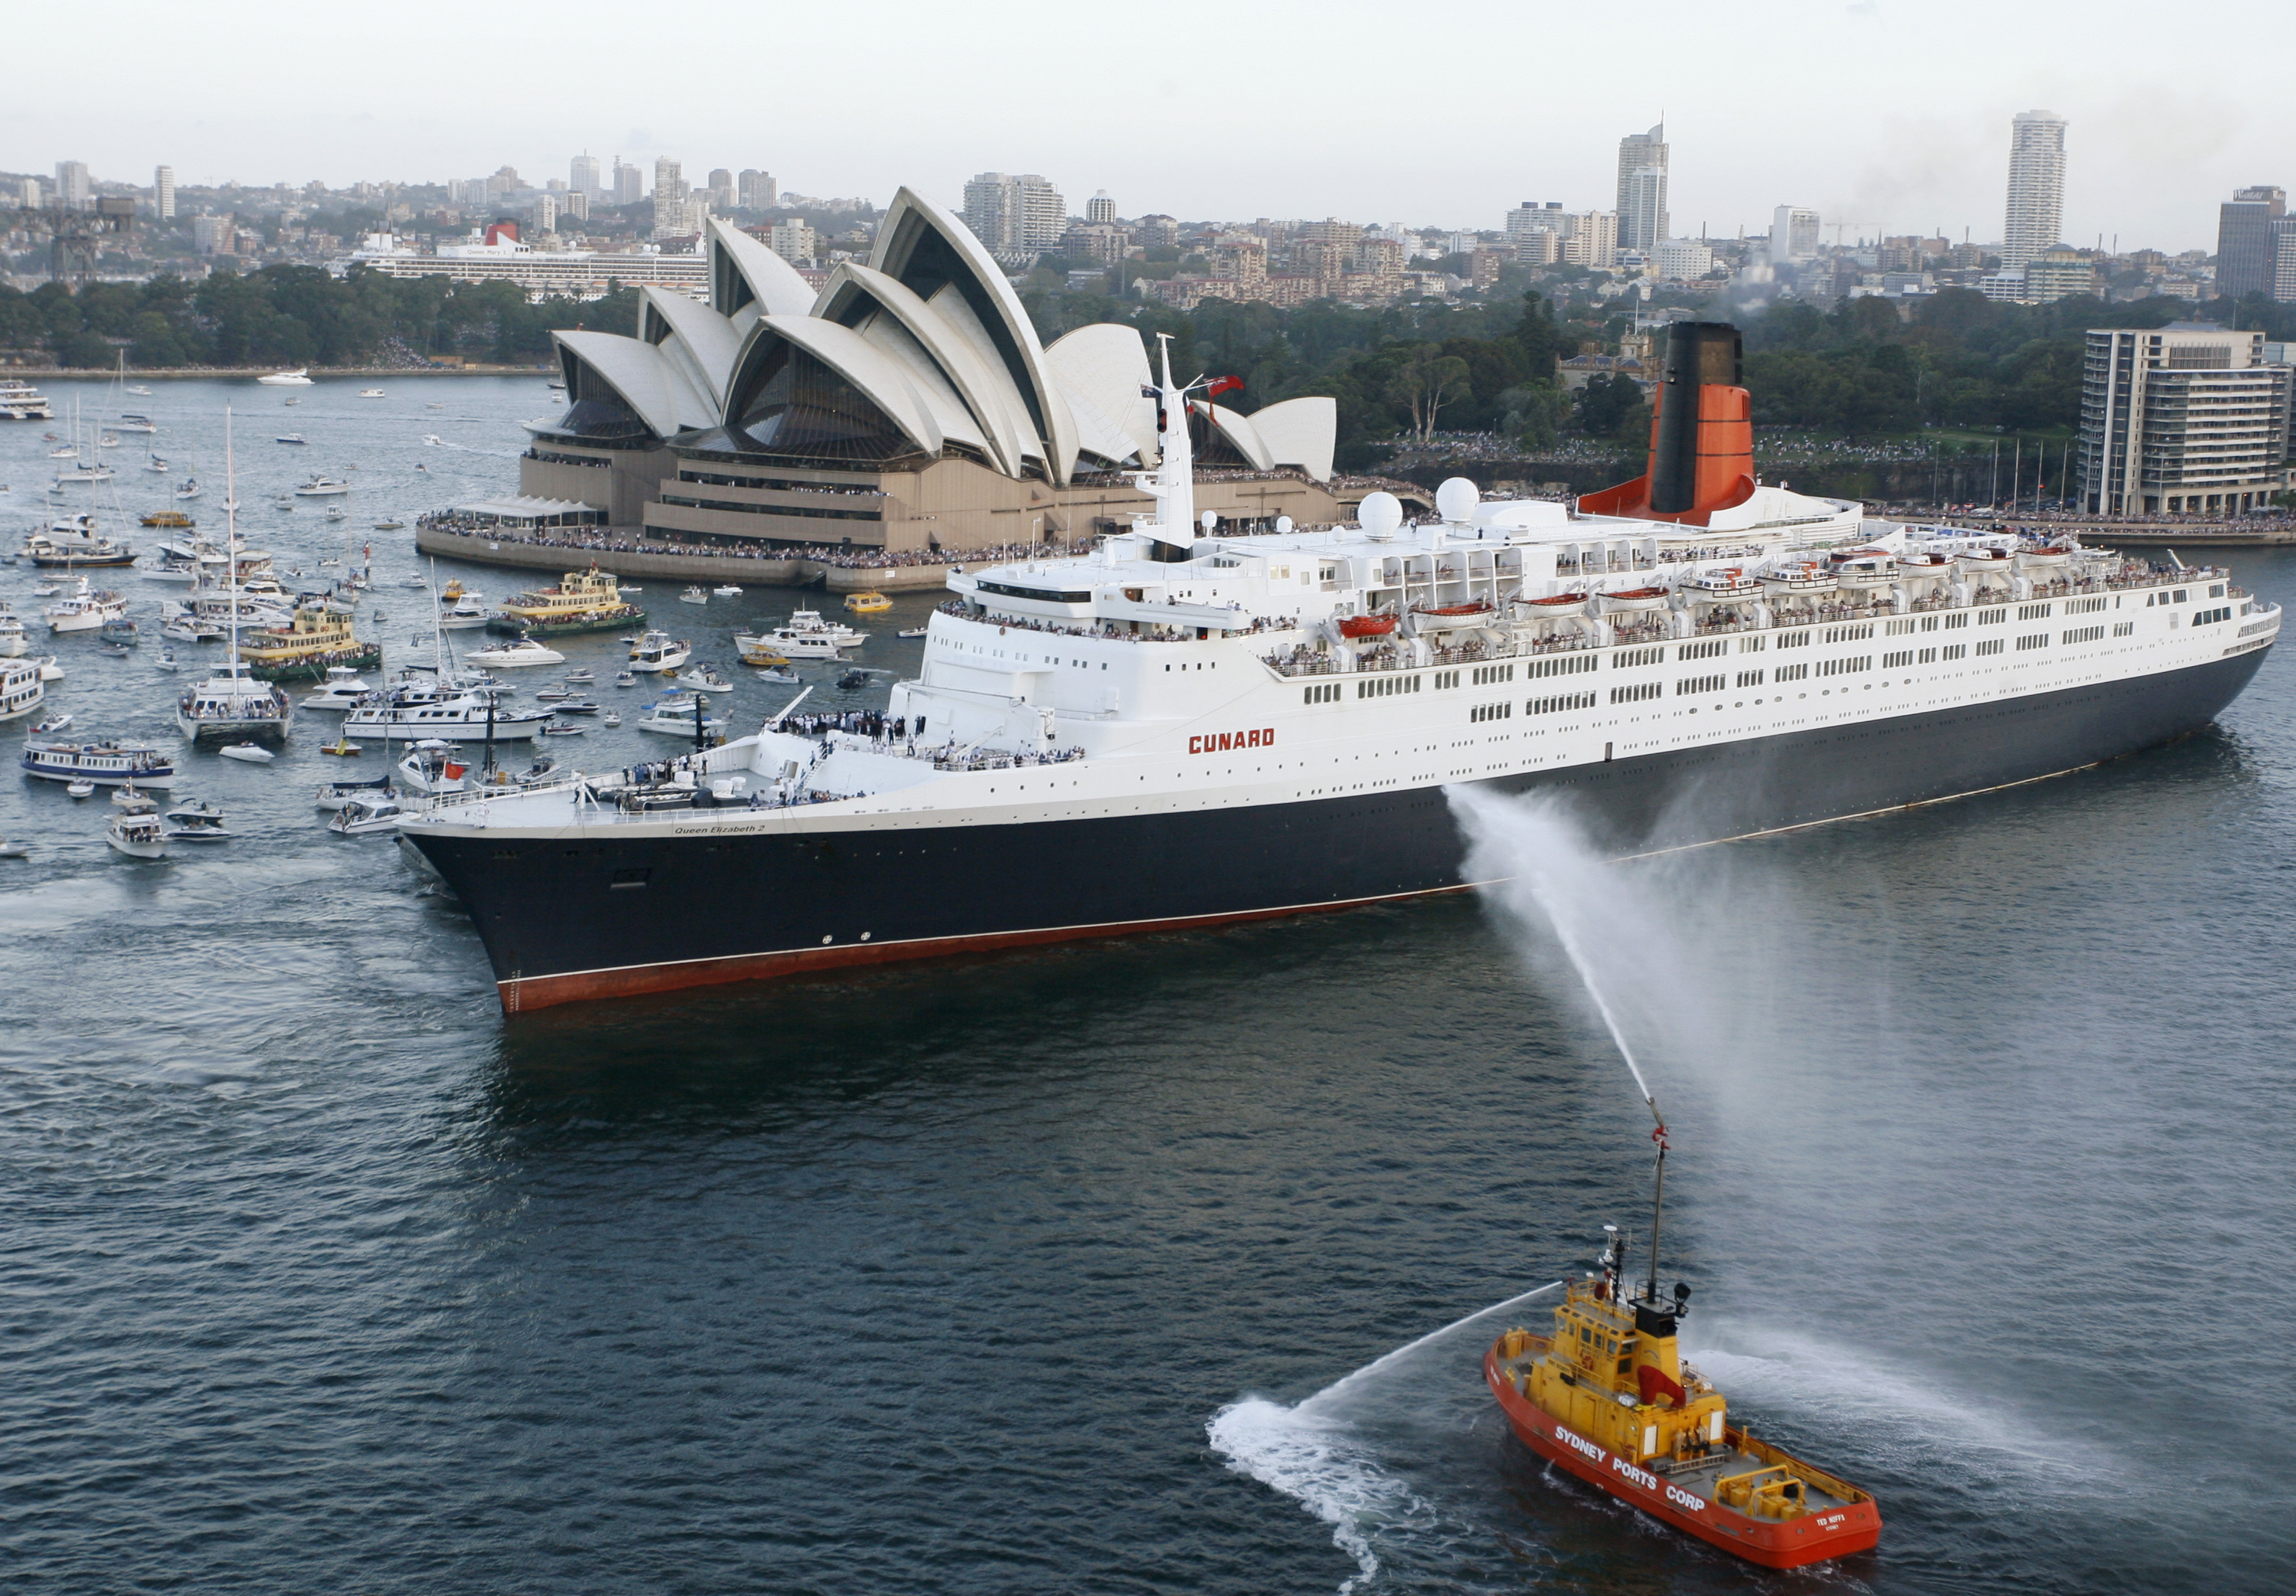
[175,411,292,745]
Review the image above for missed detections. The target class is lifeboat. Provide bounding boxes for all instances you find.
[1685,567,1759,598]
[1955,547,2014,572]
[1486,1121,1882,1570]
[1412,599,1495,622]
[1831,553,1898,588]
[1599,587,1671,614]
[2017,545,2076,568]
[1896,550,1953,571]
[1337,612,1398,639]
[1515,592,1589,619]
[1759,562,1834,596]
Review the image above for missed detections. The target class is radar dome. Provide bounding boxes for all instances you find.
[1201,510,1218,532]
[1435,478,1480,524]
[1274,516,1293,536]
[1358,492,1403,539]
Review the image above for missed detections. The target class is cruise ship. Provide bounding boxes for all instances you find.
[401,324,2280,1012]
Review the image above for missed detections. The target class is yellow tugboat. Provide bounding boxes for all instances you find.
[140,510,197,529]
[241,601,382,683]
[485,565,645,637]
[1486,1118,1882,1569]
[843,590,892,614]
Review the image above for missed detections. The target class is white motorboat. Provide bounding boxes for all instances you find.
[218,743,275,763]
[627,632,691,673]
[601,710,622,727]
[106,811,167,858]
[275,434,307,446]
[293,476,352,497]
[43,579,128,635]
[680,586,709,605]
[329,792,411,835]
[897,627,928,639]
[175,478,201,501]
[614,671,637,688]
[0,840,27,858]
[438,597,489,630]
[464,636,564,668]
[420,434,443,446]
[156,646,180,671]
[395,740,472,795]
[115,413,158,435]
[125,385,152,397]
[712,585,743,597]
[635,699,727,737]
[677,665,733,691]
[314,775,391,810]
[737,609,865,660]
[341,694,551,743]
[0,611,26,657]
[66,779,95,798]
[357,389,385,398]
[163,799,232,840]
[300,666,375,711]
[256,369,314,387]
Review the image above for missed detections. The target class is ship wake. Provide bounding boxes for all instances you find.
[1206,1282,1559,1593]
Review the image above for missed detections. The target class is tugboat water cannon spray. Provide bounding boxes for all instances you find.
[1483,1068,1883,1568]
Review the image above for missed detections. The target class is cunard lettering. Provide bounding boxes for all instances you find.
[1188,729,1275,754]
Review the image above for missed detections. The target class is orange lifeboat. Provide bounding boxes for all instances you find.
[1337,612,1398,639]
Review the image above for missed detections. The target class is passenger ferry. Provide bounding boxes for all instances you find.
[22,740,178,789]
[400,325,2281,1011]
[239,602,382,682]
[0,377,55,421]
[0,657,44,723]
[484,565,646,637]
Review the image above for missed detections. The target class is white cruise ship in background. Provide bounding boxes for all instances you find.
[401,323,2279,1012]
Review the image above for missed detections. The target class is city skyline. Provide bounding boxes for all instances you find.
[3,0,2284,254]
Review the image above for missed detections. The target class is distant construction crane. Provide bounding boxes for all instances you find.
[4,197,138,285]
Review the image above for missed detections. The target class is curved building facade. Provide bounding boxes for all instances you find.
[519,192,1353,557]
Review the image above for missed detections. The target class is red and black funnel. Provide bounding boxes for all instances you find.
[1579,322,1755,526]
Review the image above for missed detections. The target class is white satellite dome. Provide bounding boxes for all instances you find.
[1358,491,1403,539]
[1435,477,1480,524]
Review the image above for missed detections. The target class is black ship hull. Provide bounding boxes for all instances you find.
[408,648,2269,1012]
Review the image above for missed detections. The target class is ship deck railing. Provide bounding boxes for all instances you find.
[940,599,1296,642]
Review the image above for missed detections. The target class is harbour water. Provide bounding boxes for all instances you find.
[4,380,2293,1594]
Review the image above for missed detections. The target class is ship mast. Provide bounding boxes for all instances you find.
[223,408,240,678]
[1132,333,1199,555]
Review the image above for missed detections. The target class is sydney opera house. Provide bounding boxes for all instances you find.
[516,189,1361,557]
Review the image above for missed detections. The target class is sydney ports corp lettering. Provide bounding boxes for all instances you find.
[1188,728,1275,755]
[1551,1424,1707,1513]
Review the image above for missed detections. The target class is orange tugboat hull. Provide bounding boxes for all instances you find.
[1486,1348,1881,1570]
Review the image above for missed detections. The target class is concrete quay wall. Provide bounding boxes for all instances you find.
[413,526,960,592]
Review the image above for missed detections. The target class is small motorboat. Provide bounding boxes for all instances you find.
[0,840,27,858]
[680,586,709,605]
[843,591,892,614]
[614,671,637,688]
[320,736,360,756]
[328,792,409,835]
[512,756,560,785]
[275,433,307,445]
[403,573,429,589]
[552,700,601,715]
[372,519,405,531]
[532,685,573,701]
[99,642,132,658]
[712,584,744,597]
[30,712,71,735]
[897,627,928,639]
[835,669,874,691]
[163,799,231,841]
[106,811,167,858]
[677,665,732,691]
[464,636,565,668]
[110,785,158,814]
[314,775,392,812]
[754,665,797,683]
[218,743,275,763]
[357,389,385,398]
[66,779,96,799]
[601,711,622,727]
[156,647,180,671]
[543,720,588,736]
[740,643,791,668]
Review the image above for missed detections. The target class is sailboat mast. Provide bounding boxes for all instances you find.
[224,408,239,671]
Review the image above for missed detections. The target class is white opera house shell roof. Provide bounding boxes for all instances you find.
[539,189,1335,485]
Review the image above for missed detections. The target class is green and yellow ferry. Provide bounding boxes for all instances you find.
[485,565,645,637]
[241,602,382,683]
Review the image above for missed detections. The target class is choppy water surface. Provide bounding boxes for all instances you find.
[4,382,2293,1594]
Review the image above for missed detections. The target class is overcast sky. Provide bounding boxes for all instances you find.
[8,0,2284,252]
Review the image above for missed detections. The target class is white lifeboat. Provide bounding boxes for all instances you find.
[1759,562,1836,597]
[1955,547,2014,573]
[1831,550,1899,588]
[1597,586,1671,614]
[1685,567,1761,600]
[2017,544,2076,569]
[1513,591,1588,619]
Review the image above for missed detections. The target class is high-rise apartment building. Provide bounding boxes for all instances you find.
[767,219,817,264]
[566,190,589,222]
[707,169,735,210]
[737,170,776,210]
[53,161,90,210]
[613,160,644,207]
[192,213,233,254]
[961,172,1066,258]
[530,193,558,233]
[1769,205,1819,264]
[2078,323,2290,514]
[2217,186,2287,301]
[154,166,175,220]
[653,157,685,203]
[1615,124,1668,252]
[1560,210,1619,269]
[570,154,601,197]
[1086,189,1116,225]
[2002,109,2067,269]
